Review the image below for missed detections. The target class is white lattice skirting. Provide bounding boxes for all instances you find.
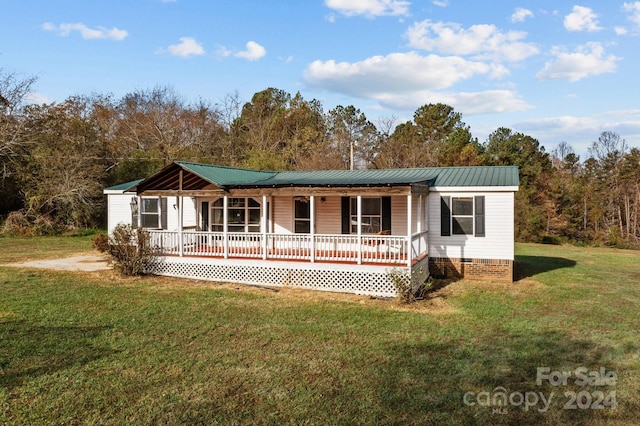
[147,256,406,297]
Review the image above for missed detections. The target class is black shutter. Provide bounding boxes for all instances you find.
[160,197,168,230]
[341,196,350,234]
[382,196,391,232]
[201,201,209,231]
[475,195,485,237]
[440,196,451,236]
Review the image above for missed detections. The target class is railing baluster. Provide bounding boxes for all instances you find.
[145,230,419,265]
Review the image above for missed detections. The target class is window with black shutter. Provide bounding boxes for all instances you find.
[441,195,485,237]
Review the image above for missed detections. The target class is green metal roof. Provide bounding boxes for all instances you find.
[427,166,520,187]
[251,166,519,188]
[176,161,275,186]
[107,162,519,192]
[104,179,144,192]
[247,168,438,187]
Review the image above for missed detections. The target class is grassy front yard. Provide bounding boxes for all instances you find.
[0,236,638,424]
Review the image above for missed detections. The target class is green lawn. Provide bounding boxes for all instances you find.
[0,236,638,425]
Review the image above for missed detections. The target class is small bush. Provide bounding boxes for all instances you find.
[92,232,110,253]
[101,224,153,276]
[387,266,432,303]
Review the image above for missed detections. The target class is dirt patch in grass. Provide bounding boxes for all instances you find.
[4,253,111,272]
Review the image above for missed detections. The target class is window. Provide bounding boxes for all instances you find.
[211,197,261,233]
[341,196,391,235]
[294,199,311,233]
[452,197,473,235]
[440,196,485,237]
[132,197,167,229]
[350,197,381,234]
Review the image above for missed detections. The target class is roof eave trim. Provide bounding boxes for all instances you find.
[227,182,418,190]
[430,185,520,192]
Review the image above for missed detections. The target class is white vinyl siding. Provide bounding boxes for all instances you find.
[106,194,195,234]
[391,195,428,236]
[273,196,294,234]
[107,193,136,234]
[391,196,406,235]
[428,191,515,261]
[315,197,342,234]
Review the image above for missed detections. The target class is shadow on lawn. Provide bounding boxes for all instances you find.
[514,255,576,281]
[376,329,631,425]
[0,320,116,391]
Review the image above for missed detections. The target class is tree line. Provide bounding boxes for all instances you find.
[1,70,639,247]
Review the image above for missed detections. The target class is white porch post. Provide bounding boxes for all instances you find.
[310,195,315,263]
[177,169,184,257]
[417,194,423,256]
[357,195,362,265]
[406,194,412,267]
[178,196,184,257]
[417,194,423,232]
[223,195,229,259]
[262,195,268,260]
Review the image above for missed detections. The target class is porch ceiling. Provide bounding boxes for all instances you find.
[137,163,214,193]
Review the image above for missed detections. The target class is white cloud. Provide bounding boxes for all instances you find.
[515,110,640,155]
[511,8,534,23]
[377,89,532,114]
[564,6,602,32]
[234,41,267,61]
[167,37,205,57]
[304,52,494,95]
[432,0,448,7]
[324,0,410,18]
[615,26,629,35]
[623,2,640,28]
[536,42,619,82]
[42,22,128,41]
[303,51,531,114]
[24,92,52,105]
[216,41,266,61]
[406,20,539,62]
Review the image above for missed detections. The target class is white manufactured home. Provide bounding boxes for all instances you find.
[104,162,519,297]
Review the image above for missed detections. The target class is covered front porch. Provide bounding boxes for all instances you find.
[130,162,432,296]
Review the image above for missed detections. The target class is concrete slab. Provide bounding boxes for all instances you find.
[8,255,111,272]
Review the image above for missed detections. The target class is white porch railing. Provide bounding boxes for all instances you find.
[410,230,429,262]
[147,230,415,265]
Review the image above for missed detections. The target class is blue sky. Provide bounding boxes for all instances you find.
[2,0,640,158]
